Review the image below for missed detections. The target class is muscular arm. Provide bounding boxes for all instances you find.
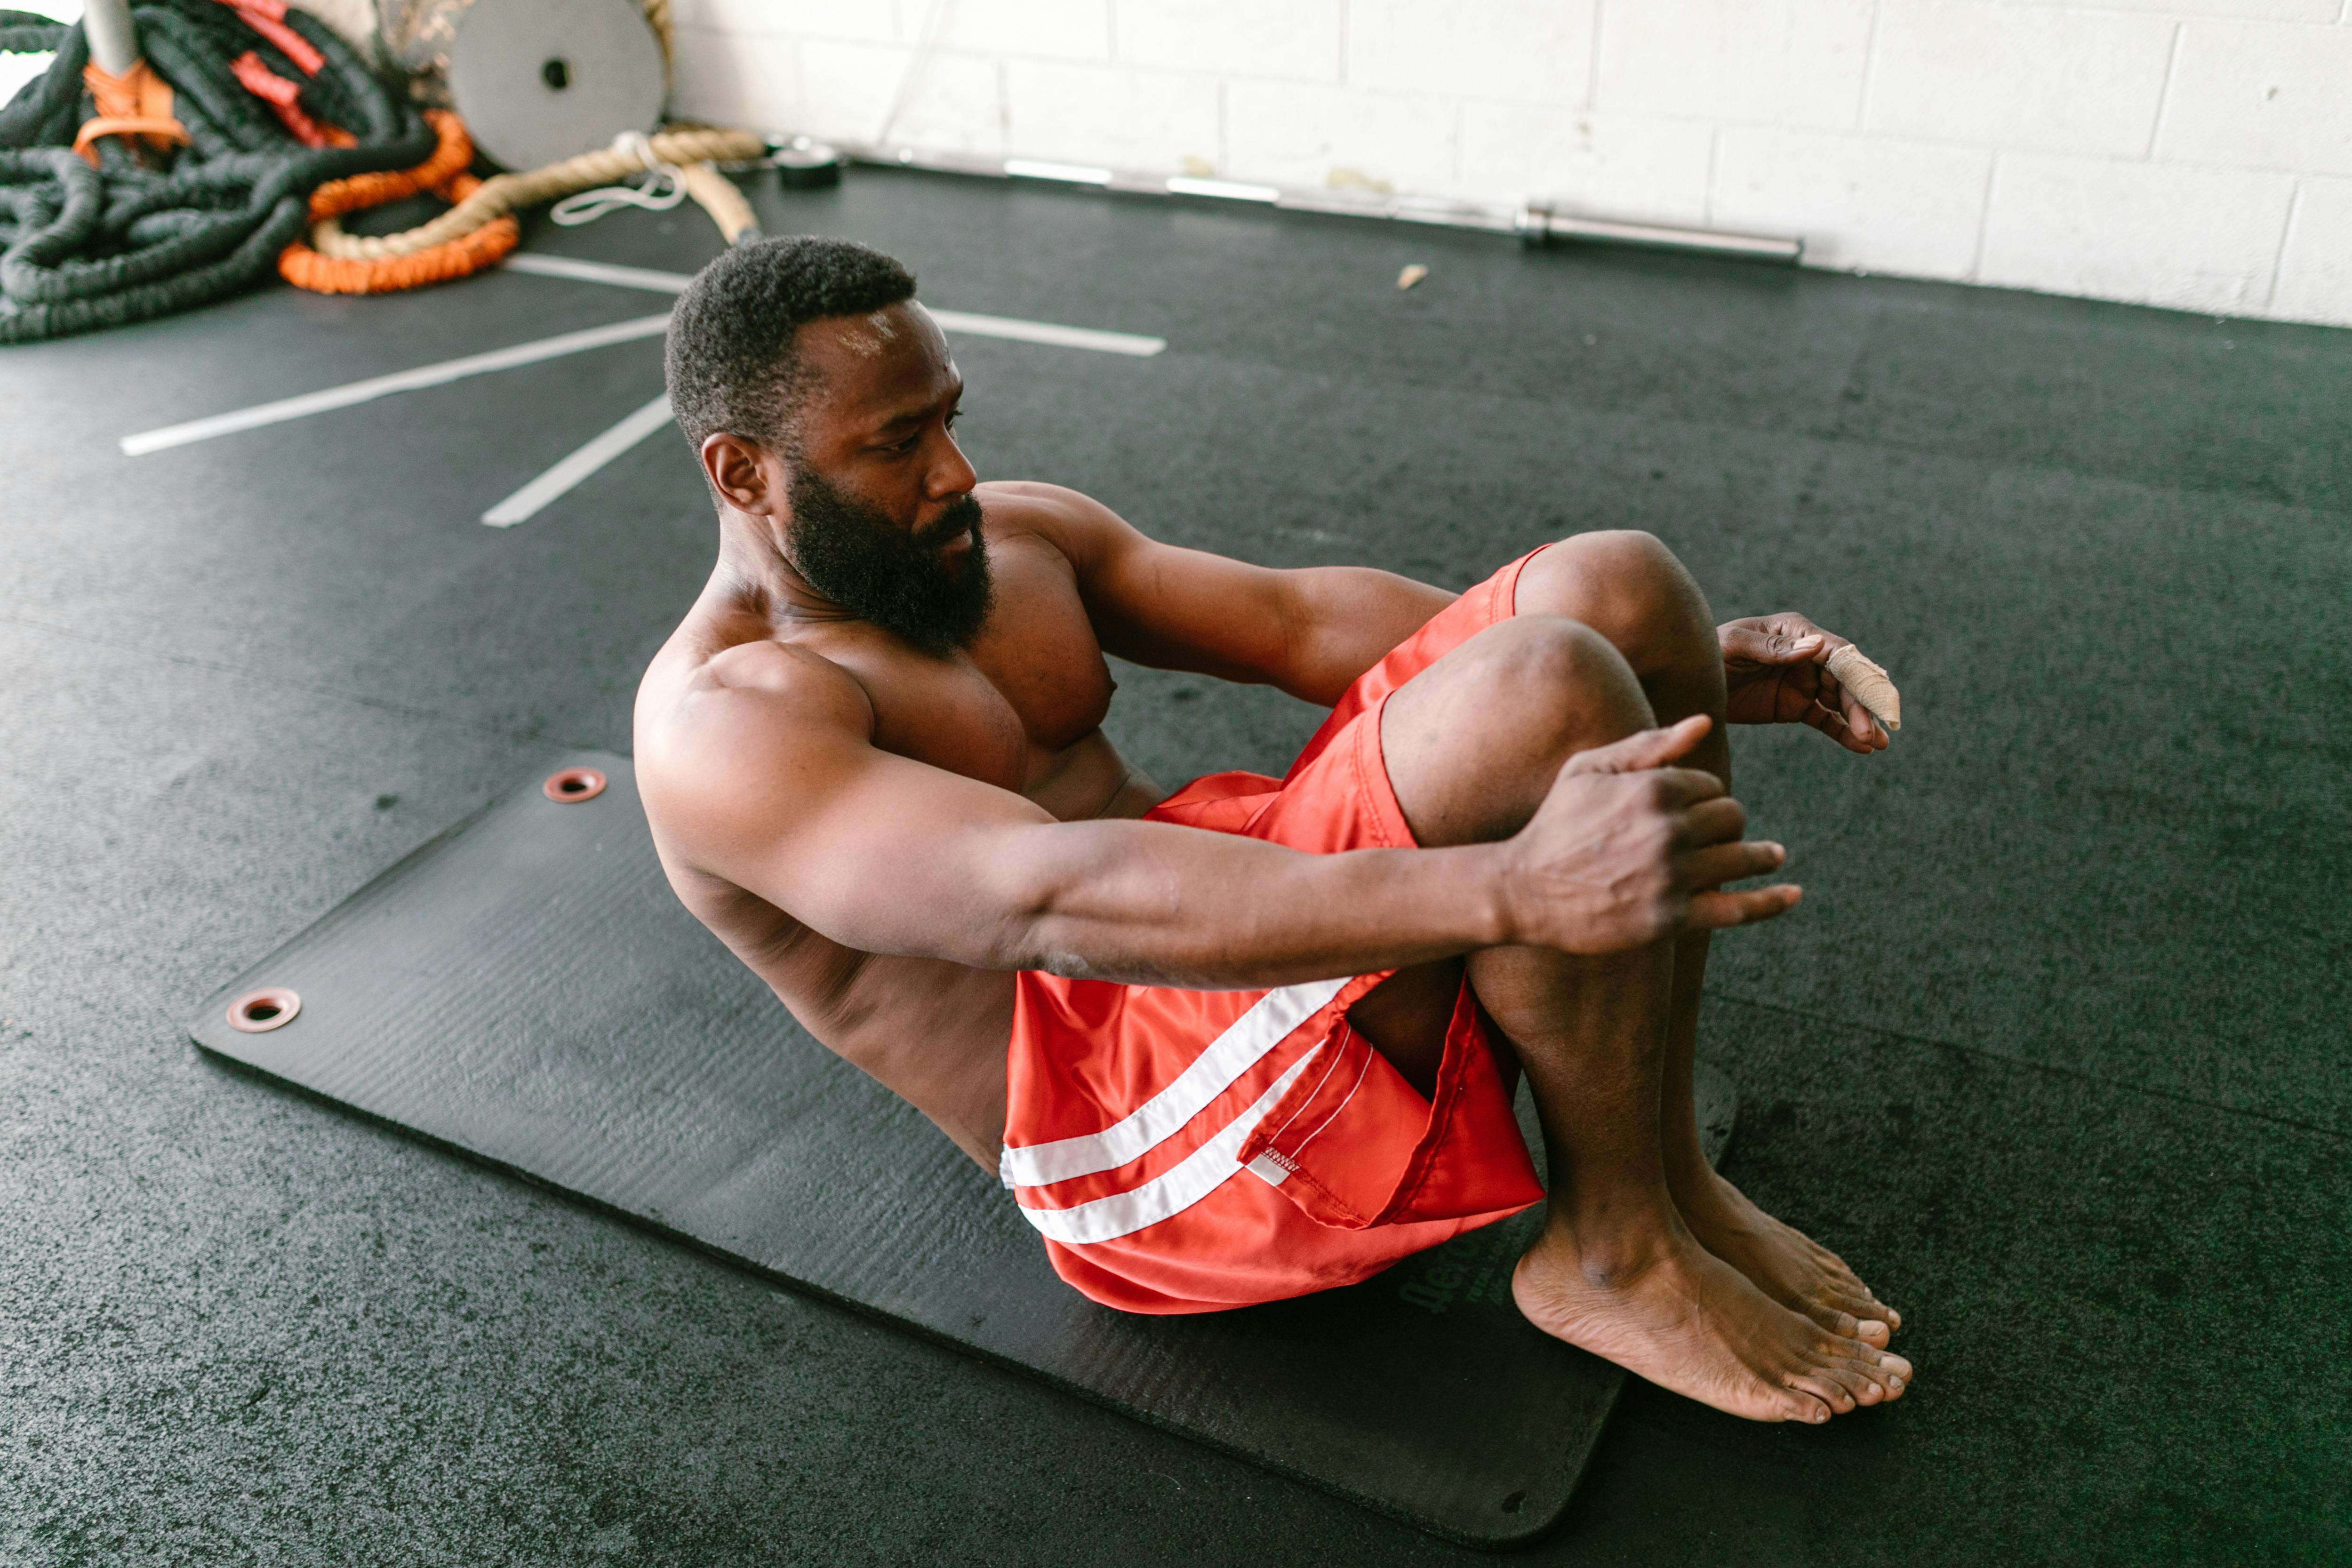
[643,654,1792,992]
[642,645,1509,990]
[992,481,1454,705]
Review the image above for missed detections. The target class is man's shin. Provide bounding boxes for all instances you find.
[1657,927,1722,1200]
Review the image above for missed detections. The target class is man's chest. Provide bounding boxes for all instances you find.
[852,550,1116,794]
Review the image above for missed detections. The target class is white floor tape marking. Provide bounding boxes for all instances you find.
[502,253,697,293]
[119,314,675,456]
[480,394,675,527]
[925,308,1165,356]
[506,251,1168,356]
[120,259,1160,474]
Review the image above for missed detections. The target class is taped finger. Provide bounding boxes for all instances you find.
[1824,644,1902,731]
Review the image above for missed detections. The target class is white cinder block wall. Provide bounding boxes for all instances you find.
[668,0,2352,327]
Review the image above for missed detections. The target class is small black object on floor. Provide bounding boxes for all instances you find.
[4,164,2348,1565]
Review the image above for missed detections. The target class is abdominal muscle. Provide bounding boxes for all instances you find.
[671,726,1166,1175]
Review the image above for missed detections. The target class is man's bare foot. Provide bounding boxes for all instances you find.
[1512,1224,1911,1424]
[1675,1171,1902,1347]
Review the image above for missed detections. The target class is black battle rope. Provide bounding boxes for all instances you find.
[0,1,433,342]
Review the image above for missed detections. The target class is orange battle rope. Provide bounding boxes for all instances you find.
[276,110,518,294]
[228,49,352,148]
[73,57,187,164]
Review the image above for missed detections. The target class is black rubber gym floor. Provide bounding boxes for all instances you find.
[3,168,2346,1564]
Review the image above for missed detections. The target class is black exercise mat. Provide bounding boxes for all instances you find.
[189,750,1737,1546]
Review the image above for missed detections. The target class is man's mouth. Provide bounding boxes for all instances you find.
[917,499,981,552]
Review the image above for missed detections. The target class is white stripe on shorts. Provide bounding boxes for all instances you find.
[998,977,1346,1189]
[1010,1048,1323,1245]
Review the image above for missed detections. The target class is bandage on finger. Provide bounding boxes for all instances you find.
[1824,644,1902,731]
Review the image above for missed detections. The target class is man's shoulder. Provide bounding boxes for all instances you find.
[976,479,1101,518]
[976,480,1132,561]
[639,637,875,795]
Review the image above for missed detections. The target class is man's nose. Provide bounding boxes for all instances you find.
[926,434,978,499]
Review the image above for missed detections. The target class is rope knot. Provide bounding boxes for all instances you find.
[74,58,186,164]
[547,131,687,227]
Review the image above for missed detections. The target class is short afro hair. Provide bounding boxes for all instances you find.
[664,235,918,456]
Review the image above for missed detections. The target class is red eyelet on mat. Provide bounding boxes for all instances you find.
[543,767,606,803]
[227,987,301,1033]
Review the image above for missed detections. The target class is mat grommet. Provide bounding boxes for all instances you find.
[543,767,607,802]
[226,987,301,1033]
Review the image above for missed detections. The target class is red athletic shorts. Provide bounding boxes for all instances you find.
[1001,547,1549,1314]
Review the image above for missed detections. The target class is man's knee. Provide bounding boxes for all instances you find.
[1457,615,1652,750]
[1516,530,1712,669]
[1382,616,1654,846]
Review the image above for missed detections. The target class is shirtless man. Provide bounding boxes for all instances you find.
[636,237,1912,1424]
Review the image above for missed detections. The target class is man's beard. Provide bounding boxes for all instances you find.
[783,467,993,657]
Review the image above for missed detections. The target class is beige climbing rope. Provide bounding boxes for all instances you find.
[304,124,765,258]
[673,157,758,244]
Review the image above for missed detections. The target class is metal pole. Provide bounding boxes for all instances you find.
[81,0,141,74]
[833,143,1806,266]
[1517,202,1803,265]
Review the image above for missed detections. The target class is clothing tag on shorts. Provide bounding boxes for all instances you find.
[1246,1151,1297,1186]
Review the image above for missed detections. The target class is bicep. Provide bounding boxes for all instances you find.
[1048,491,1453,702]
[1086,535,1298,683]
[1267,564,1455,701]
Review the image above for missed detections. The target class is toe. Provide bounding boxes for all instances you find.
[1844,1286,1901,1332]
[1826,1307,1893,1349]
[1784,1368,1860,1415]
[1860,1353,1911,1401]
[1828,1355,1893,1403]
[1783,1391,1833,1424]
[1828,1340,1911,1400]
[1803,1295,1890,1344]
[1837,1363,1886,1405]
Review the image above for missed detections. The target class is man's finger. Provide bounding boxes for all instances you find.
[1565,714,1712,776]
[1802,700,1850,741]
[1672,795,1750,848]
[1721,623,1828,665]
[1782,617,1850,665]
[1680,839,1786,889]
[1839,686,1886,748]
[1808,691,1882,753]
[1686,884,1803,929]
[1648,766,1730,809]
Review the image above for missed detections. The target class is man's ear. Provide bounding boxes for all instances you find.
[701,432,783,515]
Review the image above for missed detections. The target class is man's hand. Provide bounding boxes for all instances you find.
[1500,716,1800,955]
[1718,613,1890,754]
